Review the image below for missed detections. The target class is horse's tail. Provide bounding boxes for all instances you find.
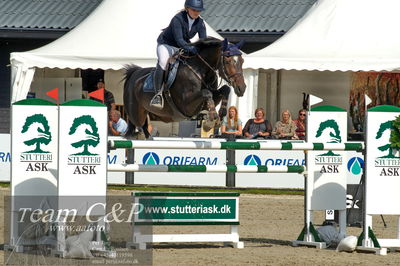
[123,64,142,84]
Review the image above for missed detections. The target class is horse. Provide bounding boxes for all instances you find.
[123,37,247,138]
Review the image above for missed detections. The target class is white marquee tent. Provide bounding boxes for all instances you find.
[10,0,258,121]
[13,0,400,123]
[244,0,400,72]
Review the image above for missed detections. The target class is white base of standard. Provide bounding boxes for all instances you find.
[292,240,326,249]
[356,246,387,255]
[127,225,244,250]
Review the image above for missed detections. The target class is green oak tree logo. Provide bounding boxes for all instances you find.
[21,114,52,153]
[69,115,99,156]
[377,120,400,158]
[315,119,341,156]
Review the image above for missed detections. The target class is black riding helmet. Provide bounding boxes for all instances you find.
[185,0,205,11]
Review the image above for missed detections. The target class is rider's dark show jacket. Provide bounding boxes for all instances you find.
[157,10,206,49]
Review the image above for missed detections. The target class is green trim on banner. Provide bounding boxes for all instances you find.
[257,165,268,172]
[168,165,206,172]
[221,141,260,149]
[368,105,400,112]
[344,142,364,151]
[133,192,240,197]
[287,165,305,173]
[111,140,132,149]
[281,142,293,150]
[311,105,346,112]
[13,98,56,106]
[312,143,324,150]
[135,221,240,225]
[62,99,105,107]
[227,165,237,172]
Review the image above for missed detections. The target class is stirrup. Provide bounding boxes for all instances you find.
[150,94,164,109]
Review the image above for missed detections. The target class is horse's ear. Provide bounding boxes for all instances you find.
[235,40,245,50]
[222,38,229,51]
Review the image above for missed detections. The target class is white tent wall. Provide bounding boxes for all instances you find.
[279,70,351,120]
[250,69,351,126]
[104,70,125,104]
[228,69,259,125]
[256,69,279,124]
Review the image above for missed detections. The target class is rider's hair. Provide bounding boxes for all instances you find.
[227,106,239,129]
[298,109,307,115]
[281,109,292,123]
[110,110,121,118]
[254,108,265,117]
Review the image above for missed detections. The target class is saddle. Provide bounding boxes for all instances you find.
[143,54,180,93]
[143,52,190,119]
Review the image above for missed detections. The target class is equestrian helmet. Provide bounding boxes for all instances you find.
[185,0,204,11]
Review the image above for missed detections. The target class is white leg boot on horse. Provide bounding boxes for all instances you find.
[150,65,165,109]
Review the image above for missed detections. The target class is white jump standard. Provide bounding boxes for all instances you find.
[357,105,400,255]
[8,99,111,258]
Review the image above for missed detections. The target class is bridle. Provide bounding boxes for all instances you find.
[219,52,243,85]
[180,49,242,89]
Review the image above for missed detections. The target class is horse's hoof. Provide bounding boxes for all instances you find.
[137,132,146,140]
[218,109,227,118]
[202,120,216,132]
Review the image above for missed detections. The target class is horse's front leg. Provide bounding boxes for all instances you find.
[212,85,231,121]
[202,89,219,121]
[181,88,218,121]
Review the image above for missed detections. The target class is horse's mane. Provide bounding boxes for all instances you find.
[191,37,222,50]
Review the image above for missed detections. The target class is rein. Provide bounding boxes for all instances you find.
[180,50,236,88]
[179,55,213,90]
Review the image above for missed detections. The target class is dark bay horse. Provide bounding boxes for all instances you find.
[123,37,246,138]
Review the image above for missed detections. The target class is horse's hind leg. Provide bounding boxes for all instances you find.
[125,119,136,138]
[142,117,151,139]
[132,106,151,140]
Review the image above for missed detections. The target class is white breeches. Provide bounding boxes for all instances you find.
[157,44,179,70]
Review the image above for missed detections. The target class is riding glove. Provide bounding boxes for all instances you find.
[184,46,198,54]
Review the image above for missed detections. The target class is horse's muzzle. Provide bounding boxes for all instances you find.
[234,83,246,97]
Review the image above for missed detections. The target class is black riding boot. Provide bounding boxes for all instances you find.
[150,65,165,109]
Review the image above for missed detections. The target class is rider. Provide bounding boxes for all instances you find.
[150,0,207,109]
